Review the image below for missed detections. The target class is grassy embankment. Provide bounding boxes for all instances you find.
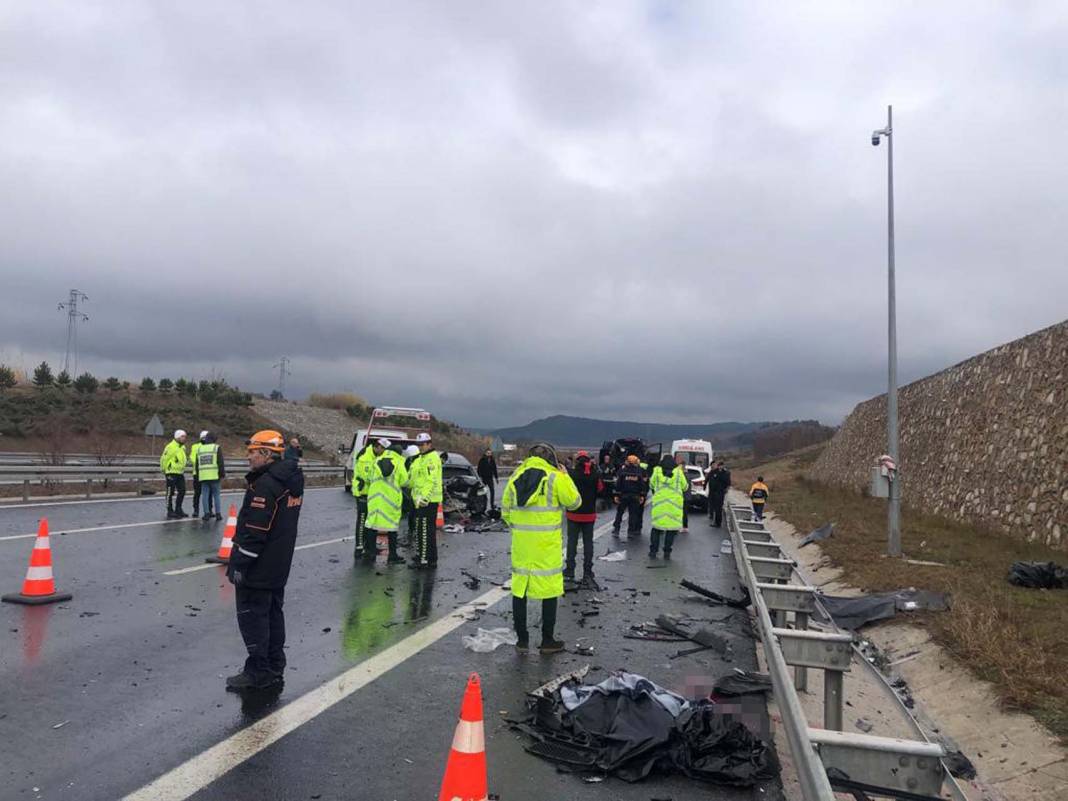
[733,445,1068,741]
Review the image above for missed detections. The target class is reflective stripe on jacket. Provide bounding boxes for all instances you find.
[160,439,187,475]
[189,443,201,477]
[197,443,220,481]
[649,466,687,531]
[351,446,376,498]
[749,482,769,503]
[502,456,580,600]
[409,450,443,506]
[365,450,409,532]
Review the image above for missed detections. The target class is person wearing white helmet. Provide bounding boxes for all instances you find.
[399,444,420,544]
[160,429,189,519]
[189,430,209,518]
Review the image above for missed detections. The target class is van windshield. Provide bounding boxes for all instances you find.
[676,452,710,468]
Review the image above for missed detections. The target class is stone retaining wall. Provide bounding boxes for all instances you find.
[811,319,1068,550]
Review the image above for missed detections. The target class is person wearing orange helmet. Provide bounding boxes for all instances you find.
[225,430,305,692]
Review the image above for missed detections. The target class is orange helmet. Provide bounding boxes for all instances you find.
[246,430,285,453]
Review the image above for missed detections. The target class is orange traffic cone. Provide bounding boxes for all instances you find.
[439,673,488,801]
[436,503,445,529]
[2,519,73,605]
[205,504,237,564]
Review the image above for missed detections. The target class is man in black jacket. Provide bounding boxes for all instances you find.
[476,449,499,509]
[706,460,731,528]
[225,430,304,691]
[565,451,601,586]
[613,455,647,537]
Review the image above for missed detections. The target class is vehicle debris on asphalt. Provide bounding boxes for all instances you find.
[710,670,772,698]
[680,579,751,609]
[598,549,627,562]
[462,627,518,652]
[510,669,778,787]
[1006,560,1067,589]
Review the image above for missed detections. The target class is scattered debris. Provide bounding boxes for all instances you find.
[321,626,332,633]
[818,589,950,630]
[512,670,778,787]
[462,627,518,653]
[598,550,627,562]
[799,522,834,547]
[442,524,465,534]
[710,670,772,697]
[855,718,874,733]
[943,749,977,780]
[51,720,70,730]
[1007,561,1067,589]
[680,580,751,609]
[528,665,590,699]
[624,623,689,643]
[461,570,481,590]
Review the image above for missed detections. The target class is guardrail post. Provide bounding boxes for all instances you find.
[795,611,809,691]
[22,479,30,501]
[86,478,92,499]
[824,670,844,731]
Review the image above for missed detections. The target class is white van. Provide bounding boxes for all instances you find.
[671,439,714,468]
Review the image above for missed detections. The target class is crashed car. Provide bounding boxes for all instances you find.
[684,465,708,511]
[442,452,489,516]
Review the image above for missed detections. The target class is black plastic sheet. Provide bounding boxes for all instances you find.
[819,589,950,630]
[1007,561,1068,589]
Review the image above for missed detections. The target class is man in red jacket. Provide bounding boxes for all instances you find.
[565,450,602,588]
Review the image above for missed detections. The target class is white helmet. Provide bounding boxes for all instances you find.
[174,429,187,440]
[403,445,419,458]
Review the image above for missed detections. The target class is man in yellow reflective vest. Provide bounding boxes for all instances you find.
[161,429,188,519]
[649,454,688,559]
[502,443,580,653]
[407,432,442,569]
[362,438,409,565]
[351,443,377,560]
[196,431,226,521]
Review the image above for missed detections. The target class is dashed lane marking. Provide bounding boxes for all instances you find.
[122,520,614,801]
[162,536,352,575]
[0,518,192,542]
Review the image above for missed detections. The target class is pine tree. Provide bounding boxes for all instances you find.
[32,361,54,389]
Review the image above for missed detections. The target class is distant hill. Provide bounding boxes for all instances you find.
[485,415,777,448]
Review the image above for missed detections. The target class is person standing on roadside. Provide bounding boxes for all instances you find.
[408,433,442,569]
[283,437,303,462]
[361,439,408,565]
[190,430,208,517]
[161,429,188,519]
[197,431,226,521]
[749,475,769,521]
[612,454,647,538]
[675,452,691,533]
[476,448,499,509]
[706,460,731,528]
[564,450,601,587]
[400,444,420,546]
[649,454,688,559]
[351,442,376,560]
[502,443,580,654]
[225,430,304,691]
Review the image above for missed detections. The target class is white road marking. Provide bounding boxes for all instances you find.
[124,519,613,801]
[162,536,352,575]
[0,518,192,542]
[0,485,339,511]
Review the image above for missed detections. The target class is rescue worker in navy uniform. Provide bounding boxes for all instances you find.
[612,454,647,537]
[706,460,731,527]
[225,430,304,691]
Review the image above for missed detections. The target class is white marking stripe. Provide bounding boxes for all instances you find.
[0,486,336,511]
[126,519,613,800]
[450,719,485,754]
[162,537,351,576]
[0,518,190,542]
[25,566,53,580]
[34,537,51,550]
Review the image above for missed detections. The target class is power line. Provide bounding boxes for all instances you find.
[57,289,89,374]
[272,356,291,398]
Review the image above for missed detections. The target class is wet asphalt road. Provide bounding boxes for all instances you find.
[0,486,777,801]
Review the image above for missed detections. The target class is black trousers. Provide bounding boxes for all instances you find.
[613,496,643,535]
[483,479,496,509]
[353,497,368,555]
[235,585,286,679]
[512,594,558,643]
[649,528,677,556]
[166,474,186,513]
[565,520,594,578]
[413,503,438,565]
[709,492,726,527]
[362,527,399,559]
[192,478,202,514]
[753,502,765,521]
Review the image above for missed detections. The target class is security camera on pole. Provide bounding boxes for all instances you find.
[871,105,901,558]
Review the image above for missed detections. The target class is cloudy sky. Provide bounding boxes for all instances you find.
[1,2,1065,428]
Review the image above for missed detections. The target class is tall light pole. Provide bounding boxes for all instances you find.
[872,105,901,557]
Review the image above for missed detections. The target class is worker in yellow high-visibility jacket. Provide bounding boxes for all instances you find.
[502,443,580,654]
[648,454,688,559]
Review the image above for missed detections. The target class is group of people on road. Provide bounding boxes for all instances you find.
[160,429,302,522]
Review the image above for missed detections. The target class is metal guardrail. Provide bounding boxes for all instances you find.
[0,464,345,499]
[724,502,947,801]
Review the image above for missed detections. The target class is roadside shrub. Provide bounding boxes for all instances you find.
[158,378,174,393]
[104,376,122,392]
[310,392,367,410]
[140,377,156,393]
[32,361,54,389]
[0,365,16,392]
[56,370,72,389]
[73,372,99,394]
